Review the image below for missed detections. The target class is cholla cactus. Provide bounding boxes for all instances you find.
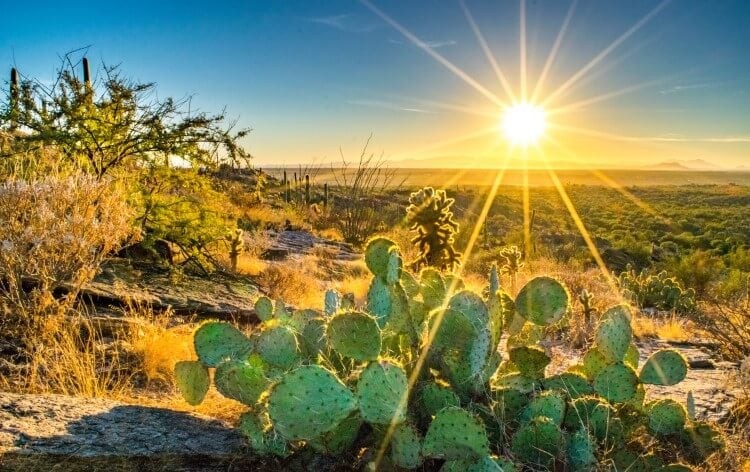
[225,228,244,272]
[405,186,460,271]
[498,245,524,288]
[174,234,721,469]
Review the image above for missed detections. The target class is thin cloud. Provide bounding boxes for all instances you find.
[388,38,457,49]
[348,99,436,114]
[659,82,719,95]
[648,134,750,143]
[307,14,378,33]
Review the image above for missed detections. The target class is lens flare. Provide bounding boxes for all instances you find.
[501,102,546,146]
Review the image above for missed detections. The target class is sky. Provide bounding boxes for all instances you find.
[1,0,749,169]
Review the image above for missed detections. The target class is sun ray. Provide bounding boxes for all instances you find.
[459,0,517,103]
[541,156,622,296]
[360,0,507,107]
[520,0,528,100]
[544,135,674,228]
[522,150,533,265]
[546,75,674,115]
[542,0,671,108]
[390,125,500,162]
[531,0,578,103]
[383,94,500,118]
[372,154,512,470]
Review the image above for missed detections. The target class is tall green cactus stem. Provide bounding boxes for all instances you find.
[639,349,688,386]
[174,360,210,406]
[268,365,357,441]
[327,311,381,361]
[357,360,408,424]
[193,322,252,367]
[515,276,570,326]
[323,182,329,207]
[422,407,490,460]
[405,186,461,271]
[488,263,500,295]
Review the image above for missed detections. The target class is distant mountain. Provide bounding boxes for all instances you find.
[644,159,725,171]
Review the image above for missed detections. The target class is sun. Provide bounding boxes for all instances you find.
[500,102,547,146]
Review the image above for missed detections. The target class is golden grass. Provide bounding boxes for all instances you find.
[632,315,693,342]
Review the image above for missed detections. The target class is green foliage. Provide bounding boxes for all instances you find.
[405,186,461,271]
[175,235,722,469]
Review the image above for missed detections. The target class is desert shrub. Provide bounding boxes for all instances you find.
[0,174,135,308]
[174,237,722,469]
[689,300,750,362]
[328,136,401,244]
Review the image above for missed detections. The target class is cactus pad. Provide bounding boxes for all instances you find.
[514,276,569,326]
[174,360,209,406]
[386,248,403,285]
[193,322,252,367]
[420,268,446,310]
[542,372,593,398]
[510,416,563,468]
[419,382,461,418]
[255,296,274,322]
[509,346,550,379]
[365,237,397,277]
[400,270,420,297]
[327,311,381,361]
[495,373,536,394]
[357,360,408,424]
[391,422,422,468]
[312,414,362,455]
[594,310,632,363]
[422,406,490,460]
[256,325,300,370]
[625,343,640,369]
[521,390,566,426]
[647,399,686,436]
[593,363,639,403]
[567,429,597,470]
[324,289,340,316]
[448,290,489,330]
[492,388,528,422]
[214,354,268,405]
[582,347,608,381]
[367,277,392,327]
[268,365,357,441]
[300,317,326,357]
[639,349,688,386]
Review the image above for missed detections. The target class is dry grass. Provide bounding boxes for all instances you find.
[254,260,325,309]
[632,315,693,342]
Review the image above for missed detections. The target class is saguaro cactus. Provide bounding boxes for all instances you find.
[9,68,18,130]
[305,174,310,205]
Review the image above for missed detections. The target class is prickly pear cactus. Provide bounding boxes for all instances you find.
[515,276,569,326]
[365,237,397,278]
[640,349,688,386]
[327,311,381,361]
[594,306,633,363]
[255,296,274,322]
[568,429,597,471]
[418,381,461,418]
[174,360,209,406]
[423,407,490,460]
[593,363,639,403]
[511,416,564,468]
[213,354,268,405]
[357,360,408,424]
[256,324,300,370]
[324,289,340,316]
[193,322,252,367]
[391,422,422,468]
[509,346,550,379]
[647,399,687,436]
[268,365,357,441]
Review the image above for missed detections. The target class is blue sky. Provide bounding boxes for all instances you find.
[2,1,749,168]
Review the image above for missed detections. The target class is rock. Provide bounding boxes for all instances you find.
[81,260,261,322]
[0,391,256,471]
[263,230,357,261]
